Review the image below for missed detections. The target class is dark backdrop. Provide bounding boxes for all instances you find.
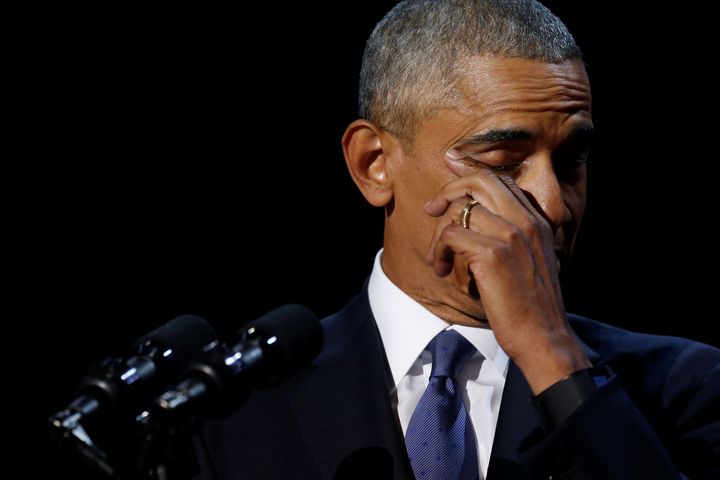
[24,2,717,478]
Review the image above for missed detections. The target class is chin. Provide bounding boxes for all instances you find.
[428,290,491,327]
[455,299,490,327]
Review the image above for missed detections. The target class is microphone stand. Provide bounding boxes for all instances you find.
[50,404,181,480]
[49,403,118,478]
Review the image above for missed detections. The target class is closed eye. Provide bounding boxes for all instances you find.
[490,163,523,173]
[447,147,527,174]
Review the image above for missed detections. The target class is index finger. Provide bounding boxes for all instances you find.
[423,159,517,218]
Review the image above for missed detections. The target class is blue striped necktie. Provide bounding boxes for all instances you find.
[405,330,478,480]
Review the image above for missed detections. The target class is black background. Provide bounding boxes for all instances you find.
[19,1,718,478]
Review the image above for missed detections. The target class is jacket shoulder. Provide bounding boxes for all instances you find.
[567,314,719,419]
[567,313,719,368]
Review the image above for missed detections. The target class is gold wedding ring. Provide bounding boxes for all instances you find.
[460,200,480,229]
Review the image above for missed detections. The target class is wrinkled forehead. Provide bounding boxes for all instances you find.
[452,56,591,114]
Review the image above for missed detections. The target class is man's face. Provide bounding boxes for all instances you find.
[384,56,593,321]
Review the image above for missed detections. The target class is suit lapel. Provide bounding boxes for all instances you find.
[487,328,602,479]
[285,285,604,480]
[287,289,412,480]
[486,362,536,479]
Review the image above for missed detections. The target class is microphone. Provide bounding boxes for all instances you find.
[49,314,216,439]
[138,304,322,432]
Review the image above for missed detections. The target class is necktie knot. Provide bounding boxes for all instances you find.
[429,330,475,379]
[405,329,479,480]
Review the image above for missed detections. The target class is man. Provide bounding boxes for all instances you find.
[197,1,719,478]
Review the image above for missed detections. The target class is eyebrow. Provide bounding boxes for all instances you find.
[461,129,534,145]
[459,124,595,147]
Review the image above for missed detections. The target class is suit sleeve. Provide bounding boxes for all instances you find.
[517,344,720,480]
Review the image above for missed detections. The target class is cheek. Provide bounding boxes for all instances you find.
[391,155,453,240]
[396,153,453,205]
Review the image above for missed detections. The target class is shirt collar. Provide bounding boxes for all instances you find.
[368,249,508,389]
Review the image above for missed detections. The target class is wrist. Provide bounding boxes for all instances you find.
[531,366,614,432]
[513,334,591,394]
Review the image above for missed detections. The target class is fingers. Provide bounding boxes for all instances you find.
[443,150,536,215]
[430,223,497,278]
[428,200,525,276]
[424,161,555,267]
[424,167,509,218]
[425,199,484,265]
[424,166,548,238]
[497,174,547,229]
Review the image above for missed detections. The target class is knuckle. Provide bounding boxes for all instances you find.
[504,224,523,244]
[520,214,550,241]
[488,241,511,263]
[520,217,541,240]
[441,223,461,239]
[450,201,464,220]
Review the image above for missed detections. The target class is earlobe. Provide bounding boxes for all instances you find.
[342,119,395,207]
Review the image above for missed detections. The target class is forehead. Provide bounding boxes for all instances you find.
[454,56,591,117]
[411,56,592,151]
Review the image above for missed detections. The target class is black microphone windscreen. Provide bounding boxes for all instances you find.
[135,314,216,364]
[247,304,322,364]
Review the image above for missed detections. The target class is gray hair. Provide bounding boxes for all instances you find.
[359,0,582,146]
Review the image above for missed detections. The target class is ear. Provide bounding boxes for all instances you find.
[342,119,397,207]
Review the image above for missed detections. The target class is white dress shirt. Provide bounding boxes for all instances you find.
[368,249,509,479]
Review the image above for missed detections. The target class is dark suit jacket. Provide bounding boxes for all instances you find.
[196,285,720,479]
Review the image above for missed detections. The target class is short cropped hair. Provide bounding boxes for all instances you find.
[359,0,582,145]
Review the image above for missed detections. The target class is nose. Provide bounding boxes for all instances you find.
[518,155,571,231]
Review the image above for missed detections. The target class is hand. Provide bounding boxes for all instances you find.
[424,160,590,393]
